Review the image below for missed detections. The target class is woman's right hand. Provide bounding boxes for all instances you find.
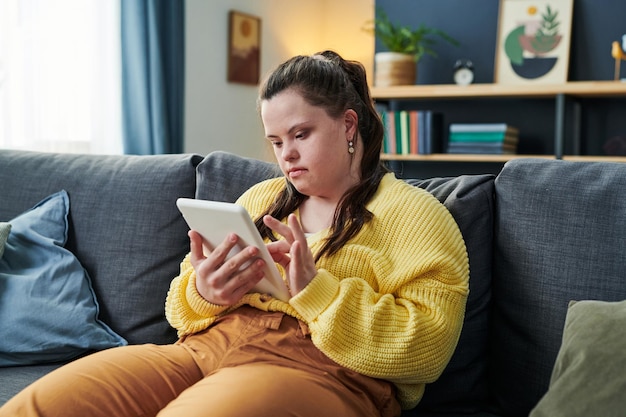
[188,230,265,306]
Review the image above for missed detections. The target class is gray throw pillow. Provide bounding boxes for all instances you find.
[195,151,283,202]
[530,300,626,417]
[408,176,494,416]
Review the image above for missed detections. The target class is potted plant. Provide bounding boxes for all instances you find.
[366,9,459,86]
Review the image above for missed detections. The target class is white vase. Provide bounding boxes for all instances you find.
[374,52,416,86]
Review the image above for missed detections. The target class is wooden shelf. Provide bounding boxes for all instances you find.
[371,81,626,100]
[562,155,626,162]
[375,81,626,164]
[381,154,626,163]
[381,153,547,163]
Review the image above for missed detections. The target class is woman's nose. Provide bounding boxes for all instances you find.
[281,142,297,161]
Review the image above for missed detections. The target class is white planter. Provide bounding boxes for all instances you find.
[374,52,416,86]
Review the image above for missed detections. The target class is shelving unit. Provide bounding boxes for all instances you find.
[380,153,552,163]
[373,81,626,163]
[371,81,626,100]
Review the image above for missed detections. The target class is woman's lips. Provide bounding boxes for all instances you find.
[288,168,306,178]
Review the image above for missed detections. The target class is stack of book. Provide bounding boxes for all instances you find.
[380,110,443,155]
[447,123,519,154]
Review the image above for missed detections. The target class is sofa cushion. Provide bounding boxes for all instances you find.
[0,363,64,404]
[195,151,283,202]
[0,150,203,345]
[408,176,494,416]
[196,151,495,415]
[529,299,626,417]
[0,191,126,367]
[491,159,626,416]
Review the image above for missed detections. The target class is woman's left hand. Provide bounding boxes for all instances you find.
[263,214,317,296]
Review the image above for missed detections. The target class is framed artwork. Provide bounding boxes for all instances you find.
[494,0,573,84]
[227,11,261,85]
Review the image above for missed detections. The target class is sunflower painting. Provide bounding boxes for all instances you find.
[228,11,261,85]
[495,0,573,84]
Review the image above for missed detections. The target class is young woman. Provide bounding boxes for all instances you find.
[0,51,469,417]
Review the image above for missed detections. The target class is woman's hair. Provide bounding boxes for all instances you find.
[255,50,389,262]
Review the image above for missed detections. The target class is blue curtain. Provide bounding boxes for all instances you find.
[121,0,185,155]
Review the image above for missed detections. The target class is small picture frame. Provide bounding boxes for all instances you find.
[227,11,261,85]
[494,0,574,84]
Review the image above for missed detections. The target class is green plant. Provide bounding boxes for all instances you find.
[532,5,560,54]
[365,8,459,61]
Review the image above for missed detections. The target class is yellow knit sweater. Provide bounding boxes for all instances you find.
[165,173,469,409]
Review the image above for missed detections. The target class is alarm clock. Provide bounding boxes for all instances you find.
[453,60,474,86]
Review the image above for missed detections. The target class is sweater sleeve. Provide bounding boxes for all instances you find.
[289,179,469,391]
[165,254,230,336]
[165,178,288,337]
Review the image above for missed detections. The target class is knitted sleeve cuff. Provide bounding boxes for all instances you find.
[165,255,228,336]
[289,269,340,322]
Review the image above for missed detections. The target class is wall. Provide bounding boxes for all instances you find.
[184,0,375,160]
[374,0,626,158]
[375,0,626,84]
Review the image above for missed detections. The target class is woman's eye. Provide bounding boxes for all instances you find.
[271,141,282,148]
[295,131,306,139]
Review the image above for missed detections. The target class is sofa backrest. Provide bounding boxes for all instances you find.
[0,150,203,345]
[490,158,626,416]
[196,151,496,416]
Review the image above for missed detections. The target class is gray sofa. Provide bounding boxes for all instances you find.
[1,149,625,417]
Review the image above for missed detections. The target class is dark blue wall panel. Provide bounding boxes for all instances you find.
[374,0,626,160]
[375,0,626,84]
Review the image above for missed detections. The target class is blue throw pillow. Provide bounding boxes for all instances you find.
[0,191,127,367]
[0,222,10,258]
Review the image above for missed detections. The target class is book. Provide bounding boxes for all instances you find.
[447,122,519,154]
[449,132,519,145]
[378,110,443,155]
[380,111,389,154]
[425,111,443,154]
[399,110,410,155]
[394,111,403,155]
[447,141,517,154]
[386,110,396,154]
[409,110,419,154]
[449,123,519,135]
[418,111,426,154]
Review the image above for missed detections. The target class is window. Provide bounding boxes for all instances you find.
[0,0,122,154]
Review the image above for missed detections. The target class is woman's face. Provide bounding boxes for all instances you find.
[261,89,361,203]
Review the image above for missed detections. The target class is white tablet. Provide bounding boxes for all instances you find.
[176,198,290,302]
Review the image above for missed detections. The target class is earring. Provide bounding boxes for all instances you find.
[348,140,355,154]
